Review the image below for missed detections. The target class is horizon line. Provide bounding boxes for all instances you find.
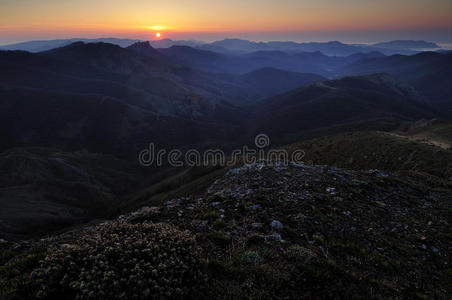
[0,36,448,48]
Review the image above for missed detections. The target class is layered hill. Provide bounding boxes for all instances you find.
[2,42,415,156]
[0,87,240,156]
[247,74,436,143]
[0,38,141,52]
[234,68,325,99]
[199,39,421,56]
[339,52,452,110]
[160,45,385,75]
[372,40,439,50]
[0,42,250,155]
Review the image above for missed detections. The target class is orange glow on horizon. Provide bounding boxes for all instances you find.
[0,0,451,43]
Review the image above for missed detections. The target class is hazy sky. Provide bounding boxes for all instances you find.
[1,0,452,45]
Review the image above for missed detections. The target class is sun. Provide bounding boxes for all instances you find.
[155,32,161,39]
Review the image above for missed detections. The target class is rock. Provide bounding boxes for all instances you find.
[129,206,160,218]
[271,220,283,229]
[375,201,386,207]
[295,213,307,222]
[326,187,336,194]
[250,204,262,211]
[214,190,226,198]
[60,244,75,251]
[265,233,283,242]
[251,223,263,229]
[164,199,181,208]
[30,271,39,279]
[194,220,209,232]
[139,206,150,212]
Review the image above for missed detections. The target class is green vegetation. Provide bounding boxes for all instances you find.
[5,222,208,299]
[286,129,452,180]
[2,124,452,299]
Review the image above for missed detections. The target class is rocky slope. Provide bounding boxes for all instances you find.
[1,162,450,299]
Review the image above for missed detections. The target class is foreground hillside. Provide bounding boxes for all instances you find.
[286,130,452,179]
[0,147,144,240]
[0,147,230,240]
[1,122,451,241]
[1,161,450,299]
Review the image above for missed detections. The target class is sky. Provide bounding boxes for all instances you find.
[1,0,452,45]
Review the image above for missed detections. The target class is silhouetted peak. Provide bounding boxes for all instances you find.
[127,41,152,50]
[327,41,343,45]
[127,41,161,57]
[47,41,122,53]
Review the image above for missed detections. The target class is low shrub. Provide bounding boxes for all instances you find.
[32,221,207,299]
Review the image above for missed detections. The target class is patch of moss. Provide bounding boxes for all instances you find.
[212,219,227,230]
[241,251,261,265]
[280,225,297,239]
[201,211,221,222]
[204,231,231,246]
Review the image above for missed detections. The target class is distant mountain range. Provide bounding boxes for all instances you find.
[0,38,443,56]
[149,38,204,49]
[0,39,450,156]
[1,40,450,156]
[0,41,328,155]
[372,40,439,50]
[198,39,436,56]
[0,38,141,52]
[159,45,385,75]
